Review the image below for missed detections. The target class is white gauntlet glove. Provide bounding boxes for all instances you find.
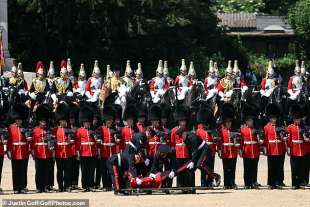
[136,178,142,185]
[186,161,194,170]
[144,158,150,166]
[168,171,175,179]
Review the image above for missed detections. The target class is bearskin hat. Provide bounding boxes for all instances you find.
[265,103,280,118]
[102,105,116,121]
[112,104,122,121]
[289,104,303,119]
[9,103,29,121]
[123,104,138,121]
[148,104,161,121]
[221,103,235,121]
[242,103,256,122]
[55,103,69,122]
[160,103,171,119]
[173,105,190,122]
[136,103,147,118]
[79,106,94,123]
[36,104,52,122]
[69,104,79,120]
[196,107,214,126]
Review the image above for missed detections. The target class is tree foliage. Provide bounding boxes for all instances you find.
[9,0,237,78]
[214,0,265,13]
[289,0,310,59]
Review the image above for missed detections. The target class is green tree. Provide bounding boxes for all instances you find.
[262,0,296,15]
[214,0,265,13]
[289,0,310,59]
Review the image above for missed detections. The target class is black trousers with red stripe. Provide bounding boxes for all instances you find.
[243,158,259,187]
[176,158,195,187]
[290,155,306,187]
[35,158,54,191]
[107,164,128,192]
[80,156,96,189]
[201,156,215,187]
[222,158,237,187]
[0,156,3,186]
[267,155,285,187]
[100,158,112,188]
[71,156,80,187]
[56,158,73,191]
[303,153,310,185]
[11,159,29,192]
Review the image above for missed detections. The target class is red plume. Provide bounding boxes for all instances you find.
[60,60,67,69]
[35,60,45,74]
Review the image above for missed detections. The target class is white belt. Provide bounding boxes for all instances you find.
[149,141,162,145]
[57,142,69,146]
[268,140,282,144]
[223,143,235,146]
[125,141,130,145]
[12,142,27,146]
[292,140,304,144]
[198,141,205,150]
[103,143,116,146]
[176,143,186,146]
[35,142,48,146]
[206,141,214,145]
[244,141,258,145]
[81,142,95,145]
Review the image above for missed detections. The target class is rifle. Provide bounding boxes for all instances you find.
[0,128,8,144]
[21,128,33,141]
[44,130,56,150]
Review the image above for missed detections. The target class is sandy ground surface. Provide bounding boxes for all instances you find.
[1,155,310,207]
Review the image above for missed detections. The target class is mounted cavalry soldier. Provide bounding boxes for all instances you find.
[85,60,102,103]
[107,65,122,93]
[134,63,144,86]
[217,61,235,102]
[6,63,28,104]
[260,61,280,99]
[174,59,193,101]
[73,64,87,98]
[28,61,51,107]
[188,61,197,88]
[204,60,219,101]
[163,61,173,86]
[232,60,248,97]
[66,58,75,84]
[121,60,135,92]
[51,60,73,105]
[47,61,55,88]
[287,60,304,101]
[149,60,169,103]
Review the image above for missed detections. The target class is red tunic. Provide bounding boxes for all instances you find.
[120,126,134,150]
[98,127,118,158]
[31,127,53,159]
[76,127,97,157]
[217,125,238,159]
[240,127,260,159]
[196,124,216,157]
[7,124,30,160]
[149,78,169,92]
[52,127,74,158]
[286,124,307,157]
[136,122,145,133]
[263,123,286,156]
[170,127,189,159]
[146,126,169,157]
